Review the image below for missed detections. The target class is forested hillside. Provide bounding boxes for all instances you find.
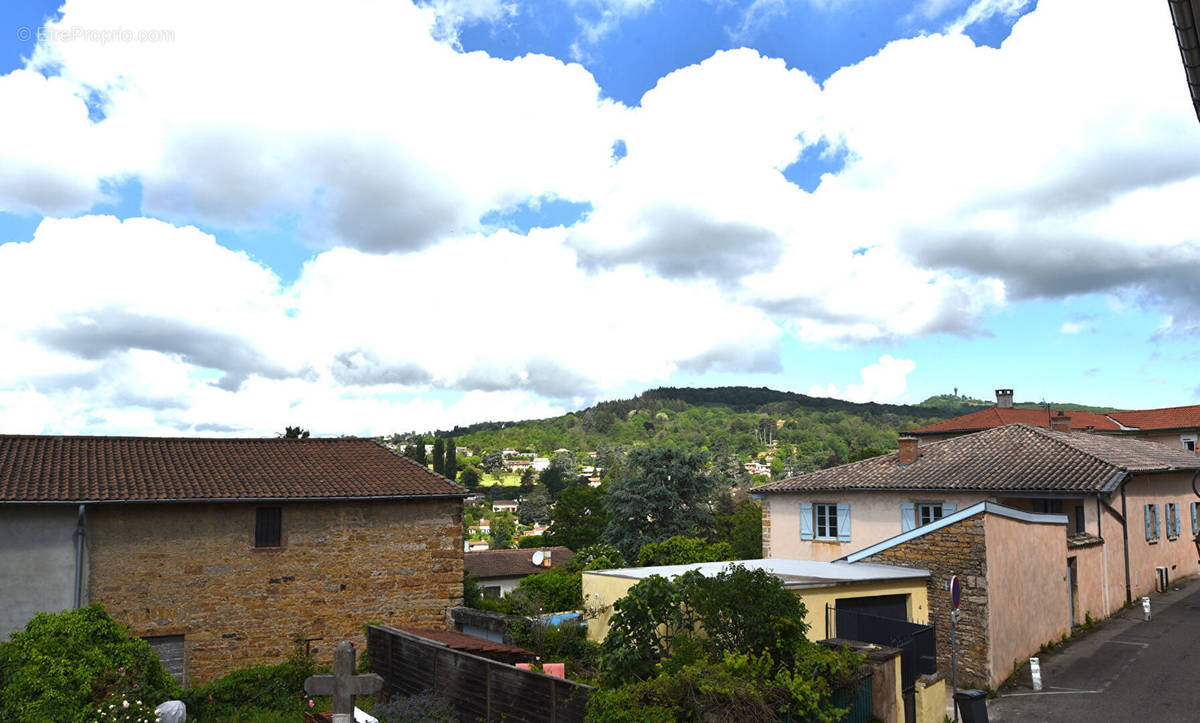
[437,387,972,477]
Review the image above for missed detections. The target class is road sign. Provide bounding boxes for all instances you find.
[950,575,962,609]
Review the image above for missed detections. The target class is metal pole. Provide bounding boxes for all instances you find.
[951,613,958,723]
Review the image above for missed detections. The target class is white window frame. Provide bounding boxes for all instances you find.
[815,503,839,540]
[1182,434,1197,453]
[917,503,945,526]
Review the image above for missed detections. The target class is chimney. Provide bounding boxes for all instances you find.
[542,549,552,567]
[1050,412,1071,433]
[995,389,1014,408]
[898,437,918,464]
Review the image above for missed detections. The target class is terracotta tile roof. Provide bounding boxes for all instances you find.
[398,628,533,657]
[755,424,1200,495]
[464,547,575,579]
[1109,404,1200,431]
[0,435,467,502]
[906,407,1122,435]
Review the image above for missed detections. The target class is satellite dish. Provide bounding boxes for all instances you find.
[532,550,544,567]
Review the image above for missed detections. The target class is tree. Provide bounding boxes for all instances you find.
[539,456,577,500]
[490,512,516,549]
[636,535,734,567]
[281,426,309,439]
[603,447,718,561]
[0,604,181,722]
[406,436,427,466]
[598,565,813,687]
[459,466,481,491]
[431,437,445,476]
[546,482,609,551]
[445,443,457,481]
[519,467,537,496]
[480,451,504,477]
[518,485,552,525]
[713,494,763,559]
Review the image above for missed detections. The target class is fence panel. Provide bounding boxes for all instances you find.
[829,670,874,723]
[367,624,593,722]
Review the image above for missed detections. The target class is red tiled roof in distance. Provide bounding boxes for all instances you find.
[1109,404,1200,431]
[755,424,1200,495]
[465,547,575,579]
[0,435,467,502]
[906,407,1122,435]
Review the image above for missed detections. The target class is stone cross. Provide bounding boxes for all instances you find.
[304,641,384,723]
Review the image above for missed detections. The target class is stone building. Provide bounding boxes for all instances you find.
[0,434,467,685]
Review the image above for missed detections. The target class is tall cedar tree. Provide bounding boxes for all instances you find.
[545,482,609,551]
[603,447,717,561]
[406,436,427,466]
[431,437,445,476]
[445,444,457,481]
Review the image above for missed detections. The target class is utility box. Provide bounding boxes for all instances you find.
[953,689,989,723]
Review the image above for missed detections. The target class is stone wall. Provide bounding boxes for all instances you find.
[761,497,773,556]
[860,515,991,688]
[87,499,462,685]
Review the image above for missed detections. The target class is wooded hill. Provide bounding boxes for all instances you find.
[433,386,1070,477]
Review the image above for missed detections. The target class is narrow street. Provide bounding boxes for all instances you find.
[982,576,1200,722]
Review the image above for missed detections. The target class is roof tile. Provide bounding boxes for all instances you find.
[465,547,575,579]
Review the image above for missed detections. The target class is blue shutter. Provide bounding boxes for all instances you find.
[1192,502,1198,536]
[901,503,916,532]
[1145,505,1152,541]
[800,502,813,541]
[836,503,851,542]
[1174,504,1181,538]
[942,502,957,517]
[1154,505,1161,540]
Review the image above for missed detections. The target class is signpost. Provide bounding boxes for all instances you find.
[949,575,962,723]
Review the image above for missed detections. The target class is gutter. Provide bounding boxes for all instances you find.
[73,504,86,609]
[1120,482,1132,605]
[1169,0,1200,122]
[3,493,470,505]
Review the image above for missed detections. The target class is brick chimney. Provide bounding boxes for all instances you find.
[898,437,918,464]
[995,389,1014,408]
[1050,412,1071,433]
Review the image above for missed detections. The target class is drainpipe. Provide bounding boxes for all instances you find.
[1120,485,1132,605]
[73,504,86,609]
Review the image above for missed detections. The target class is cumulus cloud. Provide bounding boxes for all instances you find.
[809,355,916,403]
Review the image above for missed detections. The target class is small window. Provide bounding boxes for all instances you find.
[917,503,944,526]
[1182,435,1197,452]
[255,507,282,547]
[1033,499,1063,514]
[815,503,839,539]
[483,585,502,600]
[1145,504,1160,542]
[1074,505,1085,535]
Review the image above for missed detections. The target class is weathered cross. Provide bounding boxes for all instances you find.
[304,641,384,723]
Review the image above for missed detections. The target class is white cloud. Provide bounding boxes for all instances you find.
[569,0,655,60]
[1059,318,1094,335]
[809,354,916,403]
[944,0,1032,34]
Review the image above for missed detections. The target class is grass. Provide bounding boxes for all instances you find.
[479,474,523,487]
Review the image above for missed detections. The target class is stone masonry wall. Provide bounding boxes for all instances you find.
[761,497,773,556]
[87,499,462,685]
[860,515,990,688]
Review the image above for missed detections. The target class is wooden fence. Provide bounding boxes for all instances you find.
[366,624,592,722]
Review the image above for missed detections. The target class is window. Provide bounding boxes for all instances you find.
[815,503,838,539]
[901,502,956,532]
[1033,499,1063,514]
[1166,503,1180,540]
[800,502,850,542]
[255,506,282,547]
[483,585,502,600]
[1182,435,1197,452]
[917,503,944,526]
[1144,504,1160,542]
[142,635,185,686]
[1073,505,1086,535]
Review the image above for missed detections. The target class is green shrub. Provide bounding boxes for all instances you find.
[180,637,318,721]
[0,603,181,723]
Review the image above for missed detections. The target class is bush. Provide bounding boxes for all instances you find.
[0,603,181,723]
[180,637,318,721]
[636,535,734,567]
[373,691,456,723]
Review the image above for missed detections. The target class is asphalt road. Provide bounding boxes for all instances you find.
[979,576,1200,722]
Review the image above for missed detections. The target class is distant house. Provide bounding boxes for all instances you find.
[491,499,519,514]
[907,388,1200,452]
[532,457,550,472]
[464,547,575,599]
[754,423,1200,686]
[744,461,771,477]
[0,435,467,685]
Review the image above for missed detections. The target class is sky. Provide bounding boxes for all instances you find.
[0,0,1198,437]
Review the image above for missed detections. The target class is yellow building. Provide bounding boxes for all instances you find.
[582,558,930,643]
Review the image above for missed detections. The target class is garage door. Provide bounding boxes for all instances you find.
[835,594,909,621]
[143,635,185,686]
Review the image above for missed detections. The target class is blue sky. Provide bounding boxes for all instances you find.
[0,0,1198,436]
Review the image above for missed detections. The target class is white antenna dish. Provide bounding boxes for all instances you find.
[531,550,544,567]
